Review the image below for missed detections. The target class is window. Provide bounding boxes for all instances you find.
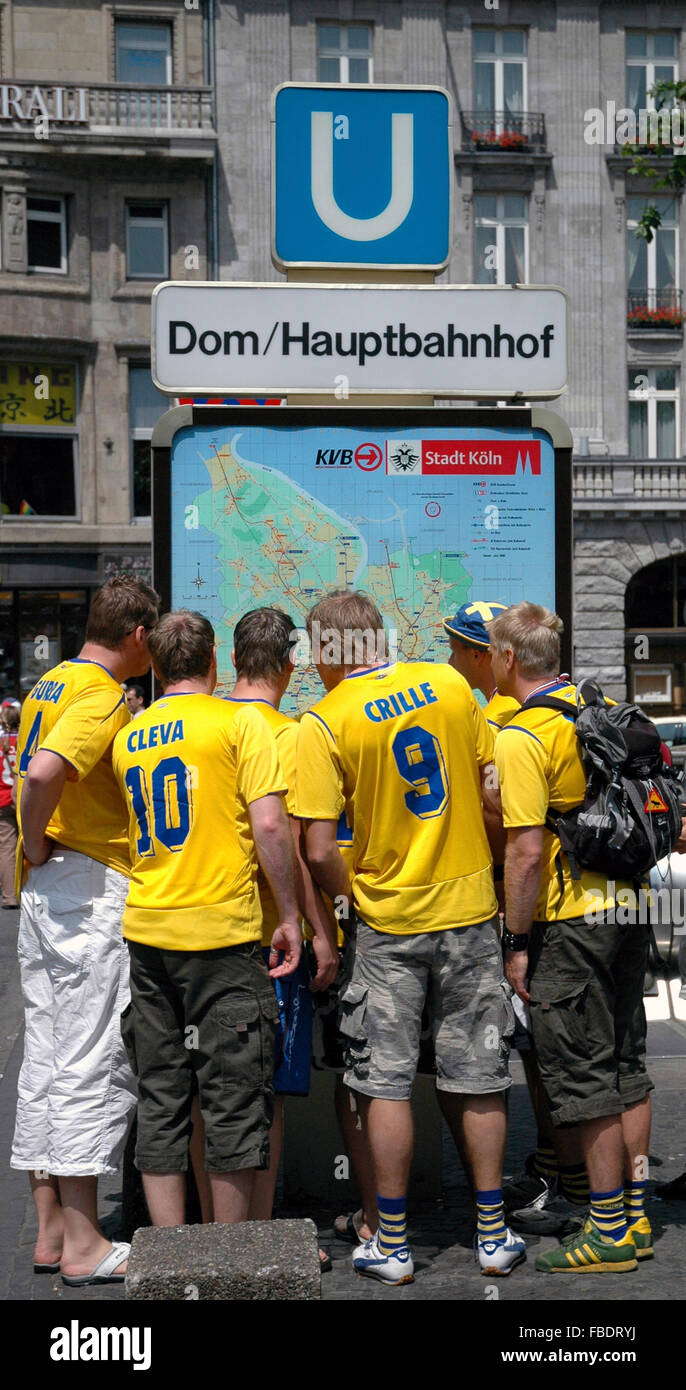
[474,195,528,284]
[0,435,76,517]
[115,22,173,84]
[126,203,168,280]
[317,24,373,83]
[627,554,686,629]
[27,197,67,274]
[473,29,527,121]
[627,196,679,322]
[628,367,679,458]
[129,364,168,518]
[0,589,89,697]
[626,32,678,114]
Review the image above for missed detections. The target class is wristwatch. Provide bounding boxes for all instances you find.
[503,927,529,952]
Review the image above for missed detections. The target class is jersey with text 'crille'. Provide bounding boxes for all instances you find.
[494,681,633,921]
[295,661,497,935]
[16,659,131,879]
[224,697,297,945]
[112,693,286,950]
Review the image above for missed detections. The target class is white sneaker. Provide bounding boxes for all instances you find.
[352,1236,415,1286]
[475,1226,527,1277]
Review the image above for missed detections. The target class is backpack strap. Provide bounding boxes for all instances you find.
[516,692,586,889]
[523,694,580,718]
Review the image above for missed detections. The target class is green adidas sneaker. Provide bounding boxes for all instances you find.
[626,1216,654,1259]
[535,1217,638,1273]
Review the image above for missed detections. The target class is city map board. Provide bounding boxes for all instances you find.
[153,407,572,714]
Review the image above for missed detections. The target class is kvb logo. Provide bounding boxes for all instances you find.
[354,442,383,471]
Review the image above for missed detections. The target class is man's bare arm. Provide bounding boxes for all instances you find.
[480,761,505,865]
[249,793,301,978]
[503,825,543,1002]
[290,818,339,991]
[304,819,352,921]
[21,750,70,864]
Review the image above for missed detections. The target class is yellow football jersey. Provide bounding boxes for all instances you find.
[295,661,497,935]
[225,697,297,945]
[484,689,520,731]
[16,658,131,881]
[112,693,287,950]
[494,681,633,921]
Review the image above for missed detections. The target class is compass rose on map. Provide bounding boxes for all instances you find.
[192,564,206,591]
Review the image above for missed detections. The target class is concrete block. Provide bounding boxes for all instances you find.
[125,1218,320,1301]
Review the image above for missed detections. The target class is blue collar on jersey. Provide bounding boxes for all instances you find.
[521,676,572,709]
[69,657,116,678]
[345,662,395,680]
[224,697,276,707]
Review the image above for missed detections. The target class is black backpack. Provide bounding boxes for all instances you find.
[523,678,683,882]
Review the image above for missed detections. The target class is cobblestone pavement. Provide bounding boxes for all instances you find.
[2,909,685,1303]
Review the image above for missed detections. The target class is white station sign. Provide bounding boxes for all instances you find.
[152,282,568,399]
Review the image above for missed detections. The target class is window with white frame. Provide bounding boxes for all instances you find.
[627,195,679,311]
[115,22,173,84]
[473,29,527,120]
[317,24,373,83]
[628,366,679,458]
[27,197,67,274]
[129,364,168,519]
[626,32,678,114]
[474,194,528,284]
[126,202,169,280]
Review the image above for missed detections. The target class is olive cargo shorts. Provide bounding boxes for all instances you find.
[124,939,278,1173]
[527,913,654,1126]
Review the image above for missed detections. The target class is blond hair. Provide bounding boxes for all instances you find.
[488,601,563,678]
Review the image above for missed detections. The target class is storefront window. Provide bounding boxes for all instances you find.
[0,590,89,698]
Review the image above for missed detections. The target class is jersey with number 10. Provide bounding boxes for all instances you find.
[295,661,497,935]
[112,692,286,951]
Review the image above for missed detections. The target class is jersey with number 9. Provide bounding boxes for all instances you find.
[295,660,497,936]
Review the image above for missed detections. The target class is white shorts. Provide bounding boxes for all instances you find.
[11,849,137,1177]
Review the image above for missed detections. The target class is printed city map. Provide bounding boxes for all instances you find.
[169,421,556,714]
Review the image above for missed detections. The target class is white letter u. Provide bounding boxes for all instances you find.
[310,111,414,242]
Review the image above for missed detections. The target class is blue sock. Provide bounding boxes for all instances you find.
[477,1187,507,1243]
[376,1194,408,1256]
[589,1187,628,1241]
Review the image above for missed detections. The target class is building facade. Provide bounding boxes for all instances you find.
[213,0,686,709]
[0,0,214,693]
[1,0,684,710]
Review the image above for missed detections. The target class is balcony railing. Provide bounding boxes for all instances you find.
[0,81,215,137]
[627,289,683,330]
[574,459,686,509]
[461,110,547,152]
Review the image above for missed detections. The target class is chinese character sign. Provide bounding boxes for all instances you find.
[0,363,76,426]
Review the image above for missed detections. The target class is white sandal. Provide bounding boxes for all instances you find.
[61,1240,130,1287]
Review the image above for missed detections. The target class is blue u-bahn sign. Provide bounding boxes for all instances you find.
[271,83,453,271]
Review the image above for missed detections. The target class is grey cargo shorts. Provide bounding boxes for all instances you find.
[340,915,514,1100]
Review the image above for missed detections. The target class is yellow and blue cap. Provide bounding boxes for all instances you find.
[443,600,509,650]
